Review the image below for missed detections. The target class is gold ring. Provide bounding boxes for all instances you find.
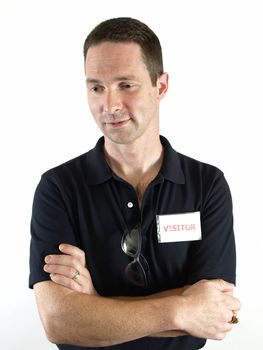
[229,312,239,324]
[72,270,80,281]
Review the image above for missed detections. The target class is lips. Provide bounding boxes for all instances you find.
[105,118,131,128]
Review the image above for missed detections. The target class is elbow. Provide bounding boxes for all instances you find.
[41,313,65,345]
[41,312,111,347]
[38,303,71,345]
[45,325,60,345]
[46,331,59,345]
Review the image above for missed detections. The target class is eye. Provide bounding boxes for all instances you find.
[120,82,136,90]
[89,85,105,93]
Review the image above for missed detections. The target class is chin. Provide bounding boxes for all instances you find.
[106,133,139,145]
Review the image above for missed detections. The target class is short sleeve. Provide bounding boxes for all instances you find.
[29,173,78,288]
[186,171,236,285]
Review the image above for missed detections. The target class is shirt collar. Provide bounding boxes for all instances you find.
[159,136,185,184]
[85,136,185,185]
[84,137,112,185]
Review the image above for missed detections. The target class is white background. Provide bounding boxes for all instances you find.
[0,0,262,349]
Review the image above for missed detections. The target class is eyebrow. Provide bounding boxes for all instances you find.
[86,78,101,85]
[86,75,137,84]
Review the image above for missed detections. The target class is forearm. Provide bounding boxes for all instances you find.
[114,286,187,301]
[36,282,182,347]
[62,294,179,346]
[114,286,188,339]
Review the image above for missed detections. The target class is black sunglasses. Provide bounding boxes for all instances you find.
[121,224,149,288]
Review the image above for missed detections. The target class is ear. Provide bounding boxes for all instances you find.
[157,73,169,100]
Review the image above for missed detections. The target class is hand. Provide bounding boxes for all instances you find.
[44,244,97,295]
[178,279,241,340]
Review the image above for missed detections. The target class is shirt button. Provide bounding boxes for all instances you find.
[127,202,134,208]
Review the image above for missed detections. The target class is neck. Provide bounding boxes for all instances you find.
[104,136,163,204]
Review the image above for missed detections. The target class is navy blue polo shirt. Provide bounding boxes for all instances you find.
[29,136,236,350]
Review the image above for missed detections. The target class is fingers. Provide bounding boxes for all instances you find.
[199,310,234,341]
[230,298,241,312]
[45,243,88,275]
[210,280,241,321]
[203,279,241,311]
[44,253,91,280]
[180,279,240,340]
[59,243,86,266]
[45,254,88,275]
[218,288,241,313]
[49,272,85,293]
[44,244,97,295]
[44,260,97,294]
[212,279,241,312]
[44,263,82,280]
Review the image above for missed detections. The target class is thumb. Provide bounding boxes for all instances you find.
[214,279,235,293]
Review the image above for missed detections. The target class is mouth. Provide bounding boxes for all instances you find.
[104,118,131,128]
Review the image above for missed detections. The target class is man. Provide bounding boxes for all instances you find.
[29,17,240,350]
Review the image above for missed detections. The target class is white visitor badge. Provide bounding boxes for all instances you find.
[156,211,202,243]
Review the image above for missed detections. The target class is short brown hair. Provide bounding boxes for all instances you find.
[83,17,163,86]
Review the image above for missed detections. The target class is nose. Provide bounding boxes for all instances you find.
[104,90,123,115]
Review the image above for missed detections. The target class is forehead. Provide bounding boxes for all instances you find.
[85,42,149,79]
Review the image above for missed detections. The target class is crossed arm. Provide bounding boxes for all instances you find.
[34,244,241,347]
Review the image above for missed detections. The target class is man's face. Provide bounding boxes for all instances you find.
[85,42,167,145]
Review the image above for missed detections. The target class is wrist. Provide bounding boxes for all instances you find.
[166,295,188,331]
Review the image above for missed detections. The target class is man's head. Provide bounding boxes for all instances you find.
[84,18,168,146]
[83,17,163,86]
